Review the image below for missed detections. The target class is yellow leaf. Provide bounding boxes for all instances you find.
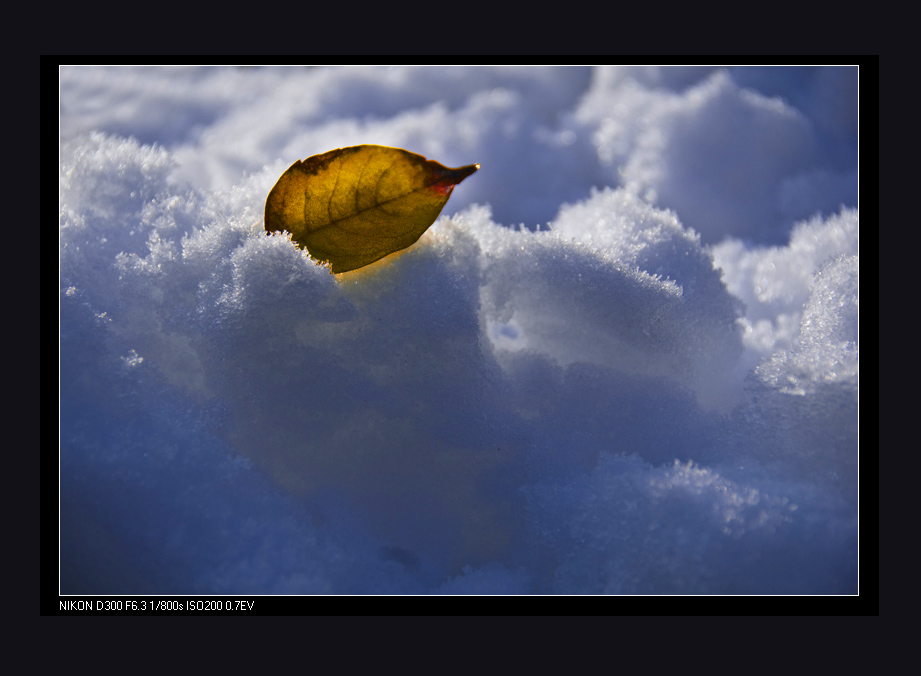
[264,145,479,273]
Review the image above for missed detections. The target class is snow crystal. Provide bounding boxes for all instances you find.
[58,66,860,596]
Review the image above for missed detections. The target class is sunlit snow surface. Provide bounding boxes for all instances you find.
[59,66,859,594]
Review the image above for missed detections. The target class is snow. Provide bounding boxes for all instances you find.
[58,65,860,595]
